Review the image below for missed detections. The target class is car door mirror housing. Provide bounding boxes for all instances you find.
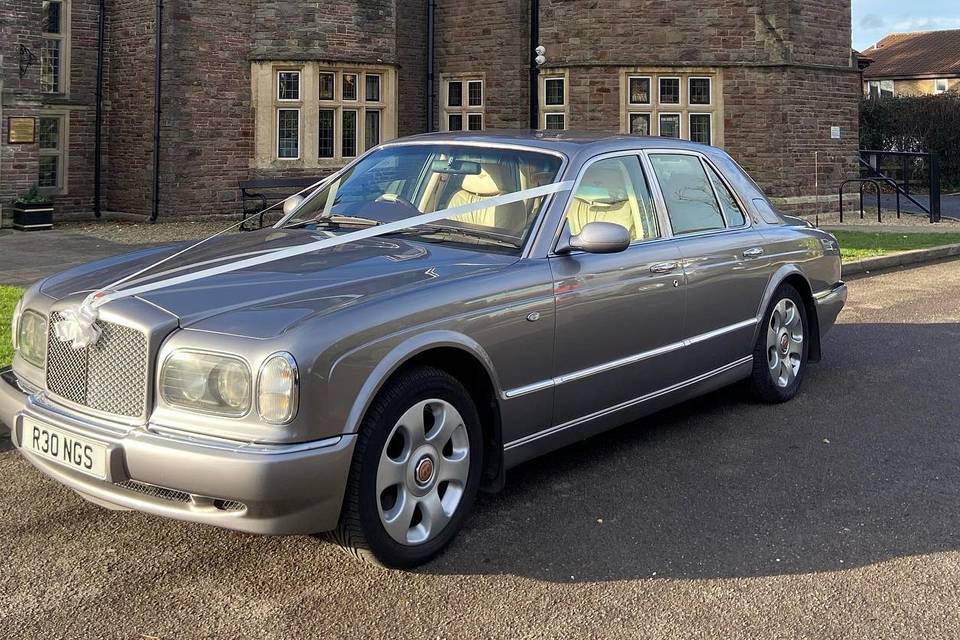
[557,221,631,254]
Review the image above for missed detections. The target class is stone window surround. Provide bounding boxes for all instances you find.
[441,74,485,131]
[41,0,72,96]
[252,61,397,170]
[619,68,724,146]
[38,109,70,195]
[539,69,568,130]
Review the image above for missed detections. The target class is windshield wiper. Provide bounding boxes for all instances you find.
[402,224,521,249]
[315,214,382,227]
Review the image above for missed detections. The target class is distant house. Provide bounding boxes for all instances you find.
[861,29,960,98]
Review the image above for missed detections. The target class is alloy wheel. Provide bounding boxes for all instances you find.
[766,298,804,388]
[376,398,470,545]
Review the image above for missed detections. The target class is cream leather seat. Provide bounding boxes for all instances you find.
[446,164,526,232]
[566,166,638,239]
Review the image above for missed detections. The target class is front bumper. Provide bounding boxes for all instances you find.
[1,367,355,535]
[814,281,848,337]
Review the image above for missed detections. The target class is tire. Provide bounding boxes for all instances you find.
[749,283,810,403]
[331,366,483,569]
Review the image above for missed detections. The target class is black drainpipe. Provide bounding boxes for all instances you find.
[93,0,105,218]
[150,0,163,223]
[528,0,539,129]
[426,0,436,132]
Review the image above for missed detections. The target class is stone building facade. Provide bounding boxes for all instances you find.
[0,0,858,225]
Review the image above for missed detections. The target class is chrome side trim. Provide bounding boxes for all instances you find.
[502,317,759,399]
[813,281,846,302]
[504,355,754,451]
[146,424,343,455]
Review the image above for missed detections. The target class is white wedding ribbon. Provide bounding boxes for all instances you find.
[54,180,573,349]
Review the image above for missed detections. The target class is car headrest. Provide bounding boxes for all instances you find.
[460,164,511,197]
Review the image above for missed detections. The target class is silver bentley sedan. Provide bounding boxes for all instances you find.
[1,132,846,568]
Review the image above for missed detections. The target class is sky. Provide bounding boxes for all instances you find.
[853,0,960,50]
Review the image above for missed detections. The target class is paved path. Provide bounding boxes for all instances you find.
[1,260,959,638]
[0,229,142,287]
[873,193,960,220]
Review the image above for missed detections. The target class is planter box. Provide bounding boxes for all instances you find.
[12,202,53,231]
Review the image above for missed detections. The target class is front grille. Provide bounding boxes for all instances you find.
[116,479,191,503]
[46,312,148,417]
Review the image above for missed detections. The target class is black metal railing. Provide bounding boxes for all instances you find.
[851,150,942,223]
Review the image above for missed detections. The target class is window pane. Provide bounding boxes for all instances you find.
[659,78,680,104]
[544,113,564,130]
[448,114,463,131]
[880,80,894,97]
[629,113,650,136]
[566,156,659,242]
[278,72,299,100]
[342,110,357,157]
[689,114,712,145]
[468,81,483,107]
[38,156,58,187]
[467,113,483,131]
[39,117,59,149]
[659,114,681,138]
[343,74,358,101]
[277,110,299,158]
[319,72,335,100]
[649,154,725,235]
[318,109,334,158]
[706,164,745,226]
[545,78,564,106]
[365,74,381,102]
[629,77,650,104]
[689,78,711,105]
[40,39,60,93]
[447,81,462,107]
[42,1,61,34]
[365,110,381,150]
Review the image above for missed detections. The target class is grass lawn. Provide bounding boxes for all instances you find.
[832,230,960,262]
[0,286,24,368]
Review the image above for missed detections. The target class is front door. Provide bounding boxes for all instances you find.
[549,154,686,427]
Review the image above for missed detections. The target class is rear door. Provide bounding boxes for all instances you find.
[646,151,770,377]
[549,153,686,427]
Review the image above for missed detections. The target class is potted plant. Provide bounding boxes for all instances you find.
[13,185,53,231]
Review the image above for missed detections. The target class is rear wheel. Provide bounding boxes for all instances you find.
[331,366,482,568]
[749,284,809,403]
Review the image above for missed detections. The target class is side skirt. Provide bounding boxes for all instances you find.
[502,356,754,469]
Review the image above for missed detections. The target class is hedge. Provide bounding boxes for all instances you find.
[860,93,960,191]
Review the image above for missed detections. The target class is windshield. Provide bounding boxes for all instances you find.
[281,144,564,252]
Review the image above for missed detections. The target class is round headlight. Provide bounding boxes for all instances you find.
[214,360,251,411]
[18,310,48,368]
[257,352,299,424]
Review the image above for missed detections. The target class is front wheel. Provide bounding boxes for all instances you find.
[331,366,483,568]
[749,284,809,403]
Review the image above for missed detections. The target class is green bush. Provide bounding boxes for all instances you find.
[860,93,960,191]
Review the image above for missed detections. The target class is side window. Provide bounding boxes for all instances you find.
[706,164,745,227]
[648,154,725,235]
[565,156,659,243]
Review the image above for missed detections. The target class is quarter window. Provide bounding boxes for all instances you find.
[705,164,745,226]
[565,156,660,243]
[443,76,484,131]
[649,154,726,235]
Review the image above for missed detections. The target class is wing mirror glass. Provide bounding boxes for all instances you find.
[557,221,631,254]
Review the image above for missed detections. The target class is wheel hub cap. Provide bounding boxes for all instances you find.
[414,456,435,486]
[766,298,804,389]
[779,332,790,354]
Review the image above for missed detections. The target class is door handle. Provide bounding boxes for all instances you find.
[650,261,679,274]
[742,247,765,259]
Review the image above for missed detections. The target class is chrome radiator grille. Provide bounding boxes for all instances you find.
[46,312,148,417]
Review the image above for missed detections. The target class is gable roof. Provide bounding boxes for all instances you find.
[862,29,960,79]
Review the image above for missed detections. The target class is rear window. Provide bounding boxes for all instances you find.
[649,154,725,235]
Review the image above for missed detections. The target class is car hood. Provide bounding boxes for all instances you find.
[39,229,517,338]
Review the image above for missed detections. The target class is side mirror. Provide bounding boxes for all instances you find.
[557,221,631,254]
[282,194,305,216]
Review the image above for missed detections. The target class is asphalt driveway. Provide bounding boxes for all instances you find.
[1,260,959,638]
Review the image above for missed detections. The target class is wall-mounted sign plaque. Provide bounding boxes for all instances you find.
[8,117,37,144]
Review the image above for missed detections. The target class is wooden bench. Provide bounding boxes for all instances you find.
[238,177,321,230]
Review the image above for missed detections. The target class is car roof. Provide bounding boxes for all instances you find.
[392,129,720,159]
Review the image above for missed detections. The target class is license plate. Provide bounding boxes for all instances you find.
[20,417,108,479]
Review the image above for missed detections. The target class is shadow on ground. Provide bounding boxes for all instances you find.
[421,322,960,581]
